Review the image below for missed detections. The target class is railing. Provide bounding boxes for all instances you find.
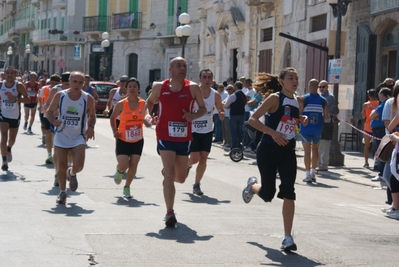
[32,29,51,42]
[112,12,142,30]
[83,16,110,32]
[52,0,66,6]
[15,18,35,31]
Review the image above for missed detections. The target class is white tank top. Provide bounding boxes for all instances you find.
[192,88,215,134]
[0,81,20,119]
[54,90,89,148]
[112,88,126,120]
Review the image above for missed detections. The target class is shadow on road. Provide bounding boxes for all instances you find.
[247,242,323,266]
[113,196,159,208]
[42,203,95,217]
[182,192,231,205]
[146,223,213,243]
[0,171,21,182]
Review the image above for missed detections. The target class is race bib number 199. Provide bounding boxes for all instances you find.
[276,115,297,140]
[168,121,188,137]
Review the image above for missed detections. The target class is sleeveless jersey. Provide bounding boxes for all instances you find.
[0,81,20,119]
[156,78,194,142]
[364,100,379,132]
[54,90,88,148]
[83,86,93,96]
[261,92,300,143]
[25,82,40,104]
[112,88,126,108]
[300,93,325,135]
[192,88,215,134]
[117,98,145,143]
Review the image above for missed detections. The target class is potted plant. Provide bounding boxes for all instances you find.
[60,35,67,41]
[73,30,80,35]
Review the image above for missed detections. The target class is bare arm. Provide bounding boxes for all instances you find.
[361,103,367,119]
[369,109,379,120]
[183,84,206,122]
[46,92,61,127]
[323,101,330,121]
[214,92,225,121]
[46,87,59,107]
[145,82,161,117]
[91,88,99,102]
[110,101,123,138]
[103,88,117,116]
[16,83,31,104]
[85,95,96,140]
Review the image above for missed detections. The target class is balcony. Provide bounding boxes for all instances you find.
[31,29,51,44]
[6,0,16,3]
[112,12,142,31]
[49,31,86,44]
[52,0,66,8]
[246,0,276,6]
[83,16,110,35]
[15,18,35,32]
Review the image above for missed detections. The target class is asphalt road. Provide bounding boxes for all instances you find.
[0,116,398,267]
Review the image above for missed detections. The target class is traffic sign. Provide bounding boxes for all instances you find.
[328,59,342,84]
[57,59,66,69]
[33,56,38,62]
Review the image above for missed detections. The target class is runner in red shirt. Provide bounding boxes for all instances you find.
[23,72,41,134]
[145,57,206,227]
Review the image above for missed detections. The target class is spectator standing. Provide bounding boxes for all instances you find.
[317,80,336,171]
[224,81,246,152]
[212,83,225,143]
[222,85,234,148]
[361,89,379,169]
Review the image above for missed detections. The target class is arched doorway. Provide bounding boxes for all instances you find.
[380,23,398,80]
[128,53,138,78]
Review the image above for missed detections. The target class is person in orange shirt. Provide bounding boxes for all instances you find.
[38,74,61,166]
[109,78,152,198]
[361,89,379,168]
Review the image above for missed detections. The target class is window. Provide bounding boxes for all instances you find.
[311,14,327,33]
[261,27,273,42]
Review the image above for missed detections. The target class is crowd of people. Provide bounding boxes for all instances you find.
[2,61,399,253]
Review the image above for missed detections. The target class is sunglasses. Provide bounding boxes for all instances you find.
[218,86,224,88]
[120,80,128,82]
[318,86,326,88]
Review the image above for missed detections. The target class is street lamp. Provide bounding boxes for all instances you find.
[175,13,192,58]
[7,46,12,67]
[101,32,110,81]
[327,0,351,166]
[25,44,31,72]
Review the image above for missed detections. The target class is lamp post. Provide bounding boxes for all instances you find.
[101,32,110,81]
[327,0,351,166]
[175,13,192,58]
[7,46,12,67]
[25,44,31,72]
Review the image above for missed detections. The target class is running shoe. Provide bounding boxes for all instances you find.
[6,152,12,163]
[1,161,8,171]
[186,165,192,178]
[381,206,393,214]
[242,177,257,203]
[114,168,123,185]
[371,175,382,182]
[164,210,177,227]
[387,209,399,219]
[123,186,132,198]
[56,191,67,204]
[310,169,316,183]
[27,128,33,135]
[45,155,53,164]
[67,167,78,192]
[303,173,312,183]
[23,122,27,131]
[363,163,369,168]
[54,174,59,187]
[281,234,297,251]
[193,183,203,196]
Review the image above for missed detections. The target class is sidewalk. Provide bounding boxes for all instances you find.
[213,142,385,189]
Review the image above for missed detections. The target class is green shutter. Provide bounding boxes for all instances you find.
[129,0,139,28]
[181,0,187,13]
[61,17,64,31]
[167,0,174,35]
[53,18,56,29]
[99,0,108,31]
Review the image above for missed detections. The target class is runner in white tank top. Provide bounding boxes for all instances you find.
[46,71,96,204]
[187,69,225,195]
[0,67,31,171]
